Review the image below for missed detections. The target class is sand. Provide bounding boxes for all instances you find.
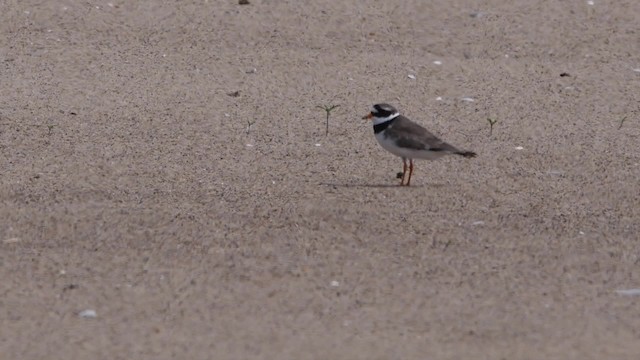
[1,0,639,359]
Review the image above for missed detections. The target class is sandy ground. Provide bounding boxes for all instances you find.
[1,0,640,359]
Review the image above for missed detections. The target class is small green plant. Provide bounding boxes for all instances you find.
[618,116,627,130]
[316,104,340,136]
[487,117,497,136]
[246,119,255,134]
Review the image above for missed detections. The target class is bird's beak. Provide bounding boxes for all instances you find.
[362,112,373,120]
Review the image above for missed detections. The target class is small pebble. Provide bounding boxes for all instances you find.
[330,280,340,287]
[435,96,443,101]
[315,143,322,147]
[433,60,442,65]
[472,221,485,226]
[616,289,640,296]
[515,146,524,150]
[79,309,97,318]
[407,74,416,80]
[461,97,475,102]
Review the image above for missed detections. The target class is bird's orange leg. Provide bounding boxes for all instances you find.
[406,159,414,186]
[400,158,407,186]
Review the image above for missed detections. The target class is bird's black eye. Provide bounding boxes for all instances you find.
[373,104,395,117]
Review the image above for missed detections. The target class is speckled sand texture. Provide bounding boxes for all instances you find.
[1,1,639,359]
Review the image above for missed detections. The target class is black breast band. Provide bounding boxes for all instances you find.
[373,118,397,134]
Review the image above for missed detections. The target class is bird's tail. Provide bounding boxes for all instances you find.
[456,151,477,158]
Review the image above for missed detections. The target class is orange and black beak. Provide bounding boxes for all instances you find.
[362,112,373,120]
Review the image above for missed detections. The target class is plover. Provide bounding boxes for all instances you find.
[362,103,476,186]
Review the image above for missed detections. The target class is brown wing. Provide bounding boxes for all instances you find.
[386,115,462,153]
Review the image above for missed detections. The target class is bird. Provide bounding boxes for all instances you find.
[362,103,476,186]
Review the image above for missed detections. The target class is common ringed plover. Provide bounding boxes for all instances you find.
[362,103,476,186]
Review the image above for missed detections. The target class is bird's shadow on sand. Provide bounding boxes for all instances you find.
[320,182,444,189]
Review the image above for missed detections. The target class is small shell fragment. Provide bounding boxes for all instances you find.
[79,309,97,318]
[616,289,640,296]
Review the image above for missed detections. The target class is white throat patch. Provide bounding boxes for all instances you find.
[372,112,400,125]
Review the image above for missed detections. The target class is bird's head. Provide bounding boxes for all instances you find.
[362,103,400,124]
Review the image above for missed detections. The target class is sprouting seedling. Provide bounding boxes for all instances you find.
[618,116,627,130]
[316,104,340,136]
[487,117,497,136]
[246,119,255,134]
